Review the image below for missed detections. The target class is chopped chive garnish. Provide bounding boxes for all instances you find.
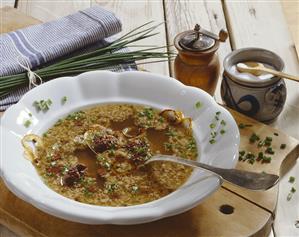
[264,140,271,146]
[265,136,272,142]
[209,111,226,145]
[23,120,31,128]
[195,101,201,109]
[238,123,252,129]
[28,112,32,117]
[33,99,52,112]
[61,96,67,104]
[287,188,297,201]
[265,147,275,154]
[248,159,255,164]
[262,156,271,163]
[211,131,217,138]
[210,123,216,129]
[289,176,295,183]
[244,152,255,164]
[245,152,255,159]
[280,144,286,149]
[249,133,260,143]
[274,132,279,136]
[257,151,264,161]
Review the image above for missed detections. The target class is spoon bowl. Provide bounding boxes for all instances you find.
[236,62,299,82]
[146,155,279,191]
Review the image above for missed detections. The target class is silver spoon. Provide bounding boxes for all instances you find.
[146,155,279,191]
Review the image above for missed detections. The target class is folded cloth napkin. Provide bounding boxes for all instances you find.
[0,5,136,111]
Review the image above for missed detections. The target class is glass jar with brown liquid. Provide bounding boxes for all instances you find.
[174,24,228,96]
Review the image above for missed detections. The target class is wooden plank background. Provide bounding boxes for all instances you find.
[1,0,299,236]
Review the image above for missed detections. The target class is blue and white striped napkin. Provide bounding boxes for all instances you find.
[0,5,136,111]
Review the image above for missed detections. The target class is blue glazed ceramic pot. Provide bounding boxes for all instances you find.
[221,48,286,122]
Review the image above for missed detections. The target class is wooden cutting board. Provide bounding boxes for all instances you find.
[1,7,299,237]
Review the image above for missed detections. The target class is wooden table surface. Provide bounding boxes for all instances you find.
[1,1,298,236]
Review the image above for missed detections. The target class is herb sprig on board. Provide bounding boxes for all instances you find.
[0,22,173,97]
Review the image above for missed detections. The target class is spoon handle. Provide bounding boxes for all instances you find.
[147,155,279,191]
[257,67,299,82]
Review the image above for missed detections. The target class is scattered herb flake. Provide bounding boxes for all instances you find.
[289,176,295,183]
[195,101,201,109]
[287,192,293,201]
[66,111,85,120]
[61,96,67,104]
[274,132,279,136]
[239,150,245,156]
[280,144,286,149]
[257,151,264,161]
[265,147,275,155]
[220,129,226,135]
[216,111,221,116]
[211,131,217,138]
[295,220,299,228]
[265,136,272,142]
[287,187,296,201]
[210,123,216,129]
[33,99,52,112]
[220,120,226,126]
[262,156,271,163]
[209,139,216,144]
[28,112,32,117]
[245,152,255,161]
[139,107,154,120]
[249,133,260,143]
[248,159,255,165]
[238,123,252,129]
[23,120,31,128]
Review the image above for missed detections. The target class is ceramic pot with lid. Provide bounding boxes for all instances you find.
[174,24,228,95]
[221,48,286,122]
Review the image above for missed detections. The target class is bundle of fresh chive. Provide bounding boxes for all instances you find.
[0,22,172,98]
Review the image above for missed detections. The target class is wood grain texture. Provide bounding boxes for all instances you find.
[223,2,299,235]
[91,0,169,75]
[17,0,90,22]
[1,2,298,236]
[163,0,231,101]
[280,0,299,59]
[223,0,299,140]
[224,109,299,212]
[0,180,273,237]
[0,6,40,33]
[0,0,15,8]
